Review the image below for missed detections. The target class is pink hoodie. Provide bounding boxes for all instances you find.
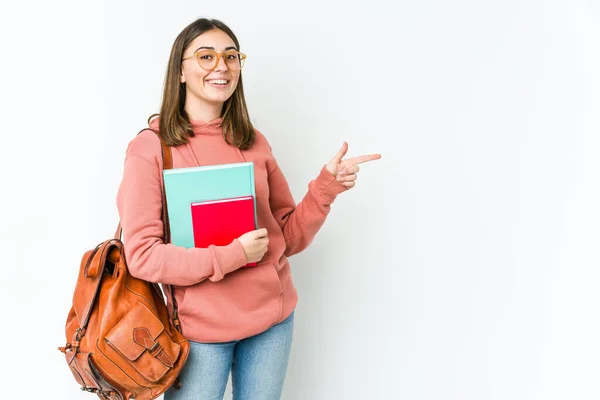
[116,118,347,342]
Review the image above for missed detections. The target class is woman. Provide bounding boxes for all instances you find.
[116,17,380,400]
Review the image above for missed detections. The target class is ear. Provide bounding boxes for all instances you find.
[180,69,186,84]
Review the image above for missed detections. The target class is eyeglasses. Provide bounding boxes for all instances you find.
[182,50,247,71]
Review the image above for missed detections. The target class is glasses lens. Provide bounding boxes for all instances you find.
[194,51,245,71]
[196,51,217,70]
[224,51,245,70]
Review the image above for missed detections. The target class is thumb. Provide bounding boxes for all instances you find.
[253,228,268,238]
[331,142,348,163]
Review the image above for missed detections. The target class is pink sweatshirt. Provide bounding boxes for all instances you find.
[116,117,347,342]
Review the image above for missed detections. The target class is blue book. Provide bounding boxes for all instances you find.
[163,162,256,248]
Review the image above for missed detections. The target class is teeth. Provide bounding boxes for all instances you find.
[208,80,228,84]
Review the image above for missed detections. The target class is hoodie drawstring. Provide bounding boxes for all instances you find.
[186,142,201,166]
[236,147,246,163]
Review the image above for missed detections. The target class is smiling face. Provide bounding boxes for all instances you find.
[180,29,241,111]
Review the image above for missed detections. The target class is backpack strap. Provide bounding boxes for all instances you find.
[114,128,182,332]
[114,128,173,240]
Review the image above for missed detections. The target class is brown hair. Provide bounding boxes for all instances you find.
[150,18,255,149]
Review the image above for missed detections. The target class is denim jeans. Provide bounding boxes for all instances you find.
[164,311,294,400]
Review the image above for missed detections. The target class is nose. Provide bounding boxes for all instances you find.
[213,54,229,72]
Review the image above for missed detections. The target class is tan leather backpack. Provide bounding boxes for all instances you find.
[59,130,190,400]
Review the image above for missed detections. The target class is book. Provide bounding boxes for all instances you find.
[191,196,257,267]
[163,162,257,248]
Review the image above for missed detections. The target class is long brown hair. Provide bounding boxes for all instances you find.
[152,18,255,149]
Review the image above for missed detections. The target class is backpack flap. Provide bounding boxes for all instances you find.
[105,302,182,382]
[72,240,122,330]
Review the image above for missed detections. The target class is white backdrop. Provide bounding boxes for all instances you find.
[1,0,599,399]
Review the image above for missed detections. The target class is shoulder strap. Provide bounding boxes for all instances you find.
[114,128,182,332]
[114,128,173,240]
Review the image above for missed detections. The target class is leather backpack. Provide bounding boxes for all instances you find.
[59,130,190,400]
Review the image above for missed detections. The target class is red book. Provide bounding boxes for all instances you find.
[191,196,257,267]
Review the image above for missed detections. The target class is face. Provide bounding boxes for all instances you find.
[180,29,241,108]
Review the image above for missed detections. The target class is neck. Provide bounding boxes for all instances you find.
[185,96,224,123]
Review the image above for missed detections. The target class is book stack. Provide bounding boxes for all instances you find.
[163,162,258,267]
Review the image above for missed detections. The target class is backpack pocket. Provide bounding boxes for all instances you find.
[105,302,182,382]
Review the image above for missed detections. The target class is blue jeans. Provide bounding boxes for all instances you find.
[165,311,294,400]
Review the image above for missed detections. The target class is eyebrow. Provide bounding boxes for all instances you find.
[194,45,238,52]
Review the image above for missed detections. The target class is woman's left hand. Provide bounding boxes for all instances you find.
[325,142,381,189]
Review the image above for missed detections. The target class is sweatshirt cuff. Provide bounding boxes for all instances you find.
[215,238,248,276]
[313,165,348,204]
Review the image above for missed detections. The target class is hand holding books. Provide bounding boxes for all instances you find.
[237,228,269,264]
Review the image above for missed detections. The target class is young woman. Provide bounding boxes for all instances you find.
[116,17,380,400]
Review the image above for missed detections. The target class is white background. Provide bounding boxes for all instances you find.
[1,0,599,399]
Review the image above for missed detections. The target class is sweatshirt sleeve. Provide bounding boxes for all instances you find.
[116,153,248,286]
[268,159,348,257]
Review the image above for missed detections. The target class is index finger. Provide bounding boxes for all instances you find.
[344,154,382,166]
